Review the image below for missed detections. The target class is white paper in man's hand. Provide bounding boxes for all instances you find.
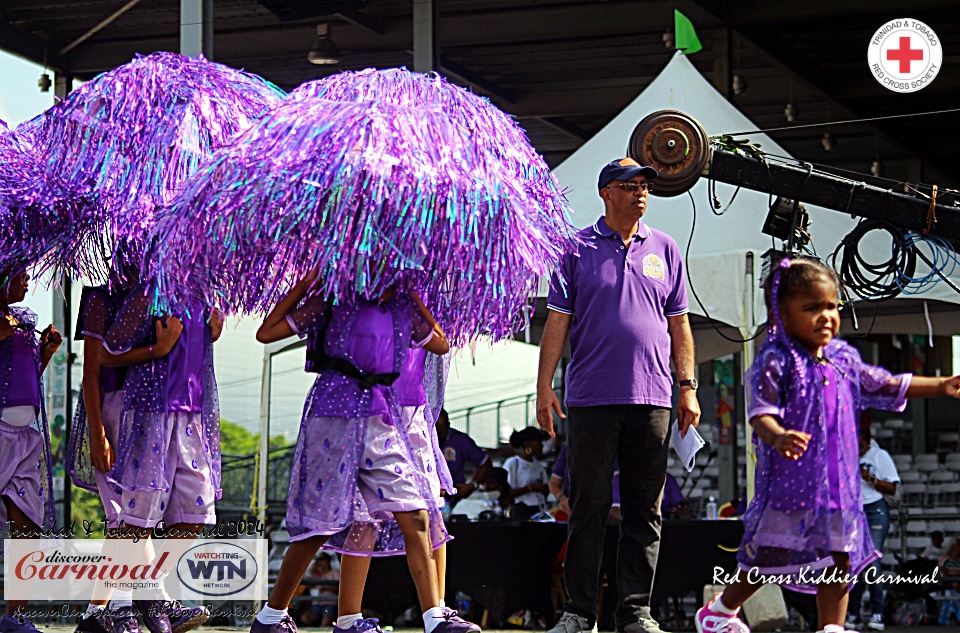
[670,419,705,472]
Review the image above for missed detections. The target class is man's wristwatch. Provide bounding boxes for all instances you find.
[679,378,698,390]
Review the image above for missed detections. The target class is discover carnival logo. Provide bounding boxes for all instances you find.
[868,18,942,93]
[4,538,267,601]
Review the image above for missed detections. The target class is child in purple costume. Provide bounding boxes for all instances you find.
[0,268,62,633]
[102,288,223,526]
[100,287,222,633]
[326,344,479,633]
[695,259,960,633]
[69,281,135,524]
[252,272,477,633]
[324,347,454,556]
[71,279,209,633]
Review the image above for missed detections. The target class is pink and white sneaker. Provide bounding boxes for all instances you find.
[695,599,750,633]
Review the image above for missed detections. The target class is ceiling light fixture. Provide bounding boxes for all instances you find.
[308,23,341,66]
[732,74,747,95]
[821,132,834,152]
[662,28,674,49]
[784,102,798,122]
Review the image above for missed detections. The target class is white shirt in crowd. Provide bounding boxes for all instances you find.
[504,455,549,508]
[860,439,900,505]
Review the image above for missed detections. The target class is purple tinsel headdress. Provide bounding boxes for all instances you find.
[0,119,94,284]
[147,68,577,343]
[23,52,286,284]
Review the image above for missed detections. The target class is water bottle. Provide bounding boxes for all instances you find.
[705,496,718,520]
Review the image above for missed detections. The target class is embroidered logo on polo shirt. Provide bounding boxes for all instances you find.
[642,254,665,281]
[444,447,457,462]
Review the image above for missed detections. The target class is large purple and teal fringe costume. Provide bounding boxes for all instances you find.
[146,68,578,344]
[22,52,285,285]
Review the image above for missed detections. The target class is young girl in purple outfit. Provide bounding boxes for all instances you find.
[324,343,479,633]
[99,287,223,633]
[0,267,61,633]
[251,272,477,633]
[695,258,960,633]
[70,269,210,633]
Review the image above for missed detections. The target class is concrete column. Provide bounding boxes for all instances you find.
[713,28,731,98]
[181,0,213,58]
[52,72,74,529]
[413,0,437,72]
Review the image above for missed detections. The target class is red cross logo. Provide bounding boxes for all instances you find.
[886,36,924,73]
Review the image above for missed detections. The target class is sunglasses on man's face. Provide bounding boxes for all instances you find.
[608,182,652,193]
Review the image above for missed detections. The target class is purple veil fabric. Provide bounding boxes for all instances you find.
[102,286,221,499]
[66,285,128,492]
[739,260,908,593]
[0,307,57,528]
[424,351,454,495]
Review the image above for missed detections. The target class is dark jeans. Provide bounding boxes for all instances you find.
[563,405,671,629]
[849,499,890,618]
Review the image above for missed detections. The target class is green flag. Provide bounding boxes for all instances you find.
[675,9,702,55]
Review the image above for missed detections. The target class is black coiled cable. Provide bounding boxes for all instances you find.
[831,220,916,301]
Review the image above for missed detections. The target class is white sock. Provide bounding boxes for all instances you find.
[822,625,845,633]
[109,591,133,609]
[84,605,106,618]
[424,606,446,633]
[713,596,739,615]
[256,606,288,625]
[336,614,363,629]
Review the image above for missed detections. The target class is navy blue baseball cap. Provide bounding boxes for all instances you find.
[598,158,658,192]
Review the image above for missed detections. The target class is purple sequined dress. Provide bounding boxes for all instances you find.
[102,286,221,499]
[324,347,455,556]
[0,307,56,529]
[67,285,128,492]
[741,332,909,593]
[283,292,442,544]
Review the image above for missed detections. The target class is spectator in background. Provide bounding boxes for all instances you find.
[293,552,339,627]
[847,413,900,631]
[504,427,550,521]
[923,531,947,560]
[661,473,685,518]
[483,467,511,512]
[437,409,492,504]
[940,538,960,590]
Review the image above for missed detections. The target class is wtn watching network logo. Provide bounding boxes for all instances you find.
[177,542,262,597]
[4,539,267,601]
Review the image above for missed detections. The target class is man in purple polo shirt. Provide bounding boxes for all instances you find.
[538,158,700,633]
[437,409,492,504]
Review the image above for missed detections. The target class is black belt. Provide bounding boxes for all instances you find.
[306,351,400,390]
